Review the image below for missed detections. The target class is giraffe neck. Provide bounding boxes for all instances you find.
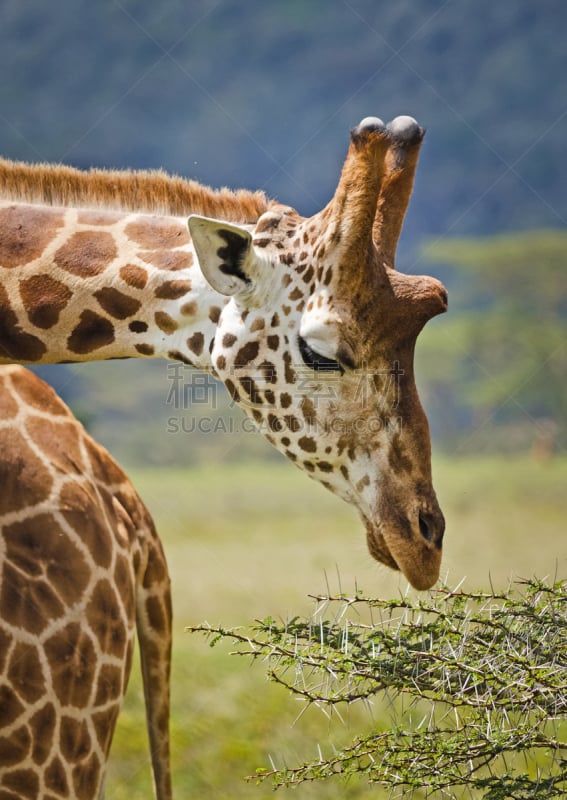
[0,201,228,370]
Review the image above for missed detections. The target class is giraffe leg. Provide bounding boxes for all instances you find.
[136,529,173,800]
[373,115,425,268]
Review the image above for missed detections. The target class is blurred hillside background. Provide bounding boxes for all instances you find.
[1,0,566,464]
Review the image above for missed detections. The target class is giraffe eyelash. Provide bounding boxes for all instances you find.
[298,336,345,375]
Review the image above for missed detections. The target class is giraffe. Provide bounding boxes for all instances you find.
[0,365,172,799]
[0,114,447,593]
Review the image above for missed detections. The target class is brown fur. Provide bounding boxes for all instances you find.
[0,157,272,222]
[0,366,172,798]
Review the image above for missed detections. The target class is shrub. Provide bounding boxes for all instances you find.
[189,578,566,798]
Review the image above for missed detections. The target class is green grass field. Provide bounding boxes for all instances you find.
[105,456,566,799]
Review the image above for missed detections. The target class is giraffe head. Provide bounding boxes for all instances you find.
[189,116,447,590]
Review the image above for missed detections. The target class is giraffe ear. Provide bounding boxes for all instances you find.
[188,215,255,296]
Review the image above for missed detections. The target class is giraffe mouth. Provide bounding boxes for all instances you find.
[365,519,442,591]
[365,521,400,572]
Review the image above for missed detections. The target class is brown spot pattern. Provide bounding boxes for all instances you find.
[1,558,64,637]
[0,380,18,418]
[86,580,127,658]
[3,513,90,610]
[259,359,277,384]
[19,275,73,329]
[73,752,101,800]
[0,285,47,362]
[224,378,240,404]
[0,204,64,268]
[113,555,135,622]
[67,310,115,354]
[146,596,168,632]
[267,414,284,432]
[0,685,24,729]
[120,264,148,288]
[45,623,97,707]
[129,320,148,333]
[95,665,124,707]
[154,279,192,299]
[187,332,204,356]
[45,756,69,795]
[125,218,190,249]
[167,349,191,364]
[2,768,39,799]
[239,376,262,405]
[0,726,31,768]
[255,215,280,233]
[139,250,192,272]
[250,317,265,332]
[8,643,45,704]
[154,311,178,334]
[0,429,53,515]
[94,287,141,319]
[59,482,113,569]
[235,341,259,367]
[29,704,56,766]
[11,369,67,415]
[142,538,169,589]
[298,436,317,453]
[25,417,83,475]
[208,305,221,323]
[300,397,317,425]
[181,300,197,316]
[283,351,296,383]
[54,231,117,277]
[84,439,126,483]
[135,343,154,356]
[60,716,91,763]
[92,706,120,752]
[0,628,9,673]
[285,415,301,432]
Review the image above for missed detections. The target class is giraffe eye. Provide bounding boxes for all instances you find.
[298,336,344,375]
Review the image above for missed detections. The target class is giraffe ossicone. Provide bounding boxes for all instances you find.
[0,114,447,592]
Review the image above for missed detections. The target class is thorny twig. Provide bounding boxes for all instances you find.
[187,578,567,798]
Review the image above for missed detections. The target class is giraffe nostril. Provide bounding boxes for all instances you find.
[418,510,445,548]
[418,512,431,542]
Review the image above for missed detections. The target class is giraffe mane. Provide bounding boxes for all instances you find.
[0,156,272,223]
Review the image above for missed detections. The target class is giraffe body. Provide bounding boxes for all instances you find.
[0,366,172,799]
[0,116,446,586]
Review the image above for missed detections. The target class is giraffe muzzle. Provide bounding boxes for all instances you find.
[365,501,444,591]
